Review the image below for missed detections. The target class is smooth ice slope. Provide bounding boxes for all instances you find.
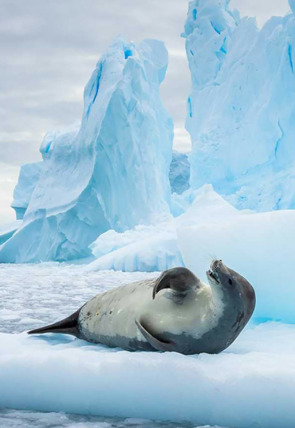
[183,0,295,210]
[88,222,183,272]
[177,185,295,323]
[0,221,22,245]
[11,162,43,220]
[0,38,173,263]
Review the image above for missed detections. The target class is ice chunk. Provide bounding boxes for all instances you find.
[0,323,295,427]
[0,38,173,263]
[183,0,295,210]
[177,185,295,323]
[169,151,190,195]
[11,162,43,220]
[88,222,183,272]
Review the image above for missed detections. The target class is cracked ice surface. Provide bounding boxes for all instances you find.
[0,264,295,428]
[0,409,211,428]
[0,263,155,335]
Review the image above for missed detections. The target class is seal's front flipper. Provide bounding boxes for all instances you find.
[153,267,200,299]
[135,320,175,352]
[28,309,81,337]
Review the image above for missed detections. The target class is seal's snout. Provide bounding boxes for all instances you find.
[206,260,226,284]
[211,259,223,271]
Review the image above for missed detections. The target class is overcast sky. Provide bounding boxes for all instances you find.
[0,0,291,224]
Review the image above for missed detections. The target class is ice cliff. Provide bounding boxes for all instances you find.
[183,0,295,211]
[0,38,173,263]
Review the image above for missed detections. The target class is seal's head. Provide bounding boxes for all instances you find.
[207,259,256,323]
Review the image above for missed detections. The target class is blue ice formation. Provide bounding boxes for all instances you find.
[0,38,173,263]
[183,0,295,211]
[169,151,190,195]
[11,162,43,220]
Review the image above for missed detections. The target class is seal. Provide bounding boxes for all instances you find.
[28,260,255,355]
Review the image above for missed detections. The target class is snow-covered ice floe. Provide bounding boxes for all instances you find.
[0,264,294,428]
[0,323,295,427]
[184,0,295,211]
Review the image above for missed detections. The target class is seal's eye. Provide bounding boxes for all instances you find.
[228,278,233,285]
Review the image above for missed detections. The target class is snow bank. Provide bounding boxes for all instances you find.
[88,222,183,272]
[183,0,295,211]
[0,38,173,263]
[0,323,295,427]
[177,186,295,323]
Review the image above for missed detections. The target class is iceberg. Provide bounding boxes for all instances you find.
[1,236,295,428]
[0,38,173,263]
[169,151,190,195]
[183,0,295,211]
[177,185,295,323]
[11,162,43,220]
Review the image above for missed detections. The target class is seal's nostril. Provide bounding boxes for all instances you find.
[212,259,220,270]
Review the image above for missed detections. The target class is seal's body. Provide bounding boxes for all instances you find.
[28,261,256,355]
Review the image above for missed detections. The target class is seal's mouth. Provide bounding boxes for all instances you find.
[207,269,220,283]
[206,259,223,284]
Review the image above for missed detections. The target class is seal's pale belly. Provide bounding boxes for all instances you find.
[78,279,155,347]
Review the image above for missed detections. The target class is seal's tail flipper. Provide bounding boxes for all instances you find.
[28,309,81,337]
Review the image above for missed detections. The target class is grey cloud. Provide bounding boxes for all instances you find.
[0,0,290,167]
[0,0,191,165]
[231,0,290,26]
